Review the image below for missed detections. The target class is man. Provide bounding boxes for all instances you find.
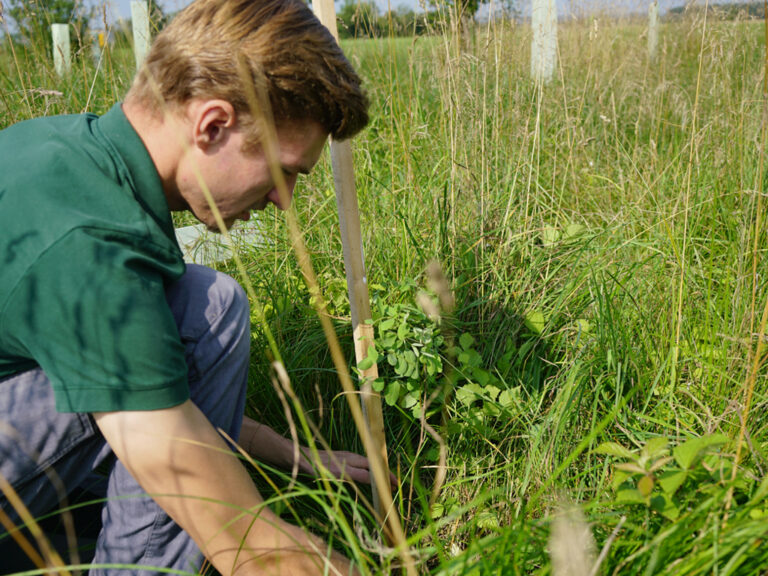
[0,0,373,573]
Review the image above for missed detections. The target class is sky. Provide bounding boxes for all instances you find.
[92,0,753,23]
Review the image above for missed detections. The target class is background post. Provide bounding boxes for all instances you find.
[51,23,71,76]
[531,0,557,84]
[649,1,659,62]
[131,1,150,69]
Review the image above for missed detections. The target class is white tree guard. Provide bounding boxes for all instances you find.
[51,24,71,76]
[648,1,659,62]
[531,0,557,84]
[131,1,150,69]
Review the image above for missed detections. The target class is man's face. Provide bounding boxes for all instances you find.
[177,118,328,232]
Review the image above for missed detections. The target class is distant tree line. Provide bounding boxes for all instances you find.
[668,2,765,19]
[337,0,443,38]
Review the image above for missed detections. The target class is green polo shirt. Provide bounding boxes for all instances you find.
[0,104,190,413]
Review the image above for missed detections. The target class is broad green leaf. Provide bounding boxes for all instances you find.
[379,317,396,331]
[384,382,400,406]
[650,493,680,520]
[430,502,445,519]
[456,383,484,407]
[541,225,559,246]
[477,511,500,531]
[615,487,646,504]
[524,310,546,335]
[484,385,501,401]
[596,442,635,460]
[637,474,655,497]
[673,434,728,470]
[643,437,669,460]
[357,357,374,370]
[498,389,520,409]
[459,332,475,350]
[402,392,418,409]
[372,378,386,392]
[574,318,591,333]
[615,462,647,475]
[658,468,687,495]
[565,223,586,239]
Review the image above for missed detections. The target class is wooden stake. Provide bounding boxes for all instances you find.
[51,23,71,76]
[312,0,394,531]
[131,1,150,70]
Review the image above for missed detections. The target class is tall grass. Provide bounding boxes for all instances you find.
[1,4,767,575]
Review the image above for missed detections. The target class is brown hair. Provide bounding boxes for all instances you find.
[126,0,368,141]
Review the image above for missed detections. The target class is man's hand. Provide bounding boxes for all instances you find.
[94,401,357,575]
[239,416,398,487]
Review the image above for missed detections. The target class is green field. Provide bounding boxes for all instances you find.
[2,10,768,576]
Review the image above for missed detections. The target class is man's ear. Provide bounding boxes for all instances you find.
[191,100,237,149]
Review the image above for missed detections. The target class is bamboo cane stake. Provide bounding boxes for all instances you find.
[312,0,394,533]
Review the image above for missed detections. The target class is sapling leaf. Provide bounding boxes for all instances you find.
[596,442,635,460]
[615,462,647,475]
[642,437,669,460]
[648,456,674,473]
[673,434,728,470]
[650,493,680,520]
[384,382,400,406]
[616,487,646,504]
[637,474,655,497]
[658,468,687,495]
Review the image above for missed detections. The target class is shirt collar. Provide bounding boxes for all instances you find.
[94,103,177,242]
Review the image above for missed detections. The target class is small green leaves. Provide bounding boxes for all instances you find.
[524,310,547,335]
[673,434,728,471]
[596,442,636,460]
[598,433,732,521]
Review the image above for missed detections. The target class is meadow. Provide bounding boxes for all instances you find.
[2,6,768,575]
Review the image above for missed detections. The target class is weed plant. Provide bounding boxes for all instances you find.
[1,3,767,575]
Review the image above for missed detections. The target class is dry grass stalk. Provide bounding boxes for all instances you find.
[549,504,596,576]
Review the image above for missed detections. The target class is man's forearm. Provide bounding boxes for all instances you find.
[94,401,353,575]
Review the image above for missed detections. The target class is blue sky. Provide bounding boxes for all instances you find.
[94,0,742,23]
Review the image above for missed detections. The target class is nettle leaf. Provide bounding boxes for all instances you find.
[477,510,500,531]
[456,383,484,407]
[596,442,635,460]
[484,385,501,401]
[498,388,520,409]
[379,317,396,331]
[658,468,687,495]
[673,434,728,471]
